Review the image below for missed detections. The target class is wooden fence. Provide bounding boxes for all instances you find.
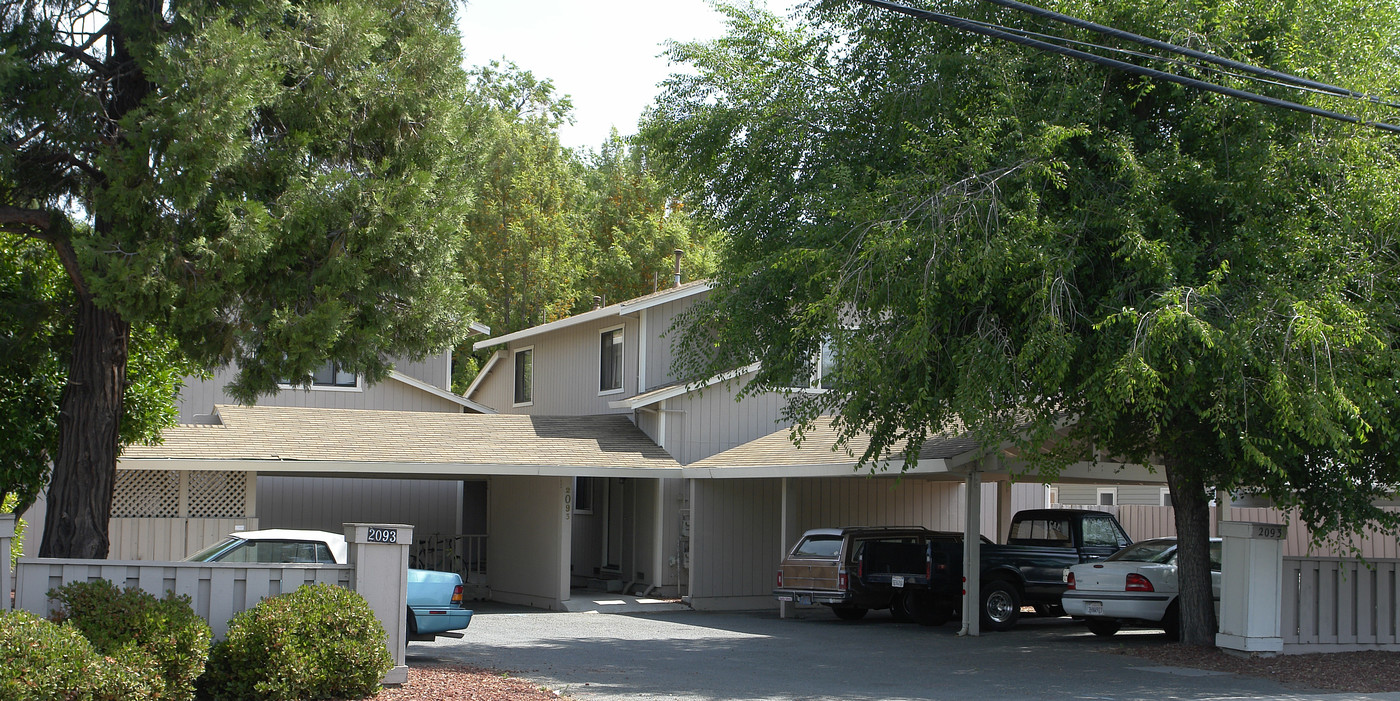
[109,517,260,561]
[1053,504,1400,559]
[13,558,352,640]
[1283,557,1400,653]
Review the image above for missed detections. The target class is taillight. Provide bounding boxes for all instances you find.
[451,584,464,606]
[777,570,783,587]
[838,567,848,591]
[1125,573,1154,592]
[857,559,864,579]
[1066,572,1076,590]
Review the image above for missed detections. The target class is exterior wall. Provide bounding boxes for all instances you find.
[487,317,640,415]
[393,353,452,389]
[488,475,570,609]
[666,384,793,465]
[177,363,461,423]
[641,296,692,392]
[1055,483,1167,506]
[690,476,973,610]
[257,476,465,538]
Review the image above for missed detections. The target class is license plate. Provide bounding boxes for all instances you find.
[1086,602,1103,616]
[777,595,793,602]
[798,595,812,605]
[892,575,905,588]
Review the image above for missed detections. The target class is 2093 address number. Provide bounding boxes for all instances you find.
[367,527,398,543]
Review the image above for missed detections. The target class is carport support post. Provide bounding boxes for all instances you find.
[1,513,13,611]
[961,469,982,636]
[780,476,790,619]
[346,522,414,685]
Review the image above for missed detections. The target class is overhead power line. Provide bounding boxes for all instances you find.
[853,0,1400,134]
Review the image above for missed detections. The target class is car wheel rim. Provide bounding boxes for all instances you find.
[986,592,1014,622]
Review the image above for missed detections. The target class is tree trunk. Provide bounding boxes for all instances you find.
[39,296,129,558]
[1164,454,1217,646]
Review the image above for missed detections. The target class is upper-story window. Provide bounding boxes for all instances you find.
[599,326,624,394]
[280,361,360,390]
[513,347,533,406]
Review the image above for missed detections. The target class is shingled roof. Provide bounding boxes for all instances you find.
[121,405,682,477]
[683,417,985,478]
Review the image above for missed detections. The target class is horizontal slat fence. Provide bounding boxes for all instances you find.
[13,558,351,639]
[1284,557,1400,653]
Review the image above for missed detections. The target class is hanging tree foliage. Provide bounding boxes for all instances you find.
[642,0,1400,646]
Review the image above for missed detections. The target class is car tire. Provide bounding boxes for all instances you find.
[980,581,1021,631]
[407,607,419,635]
[831,605,868,621]
[891,592,914,622]
[1162,602,1181,641]
[1085,618,1121,637]
[909,593,952,627]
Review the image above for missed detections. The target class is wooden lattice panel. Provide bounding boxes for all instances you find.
[188,471,247,518]
[111,470,179,518]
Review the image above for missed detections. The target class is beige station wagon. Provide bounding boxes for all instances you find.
[773,526,937,620]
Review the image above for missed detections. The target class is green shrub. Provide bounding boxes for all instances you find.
[0,609,99,700]
[50,580,212,701]
[201,583,392,701]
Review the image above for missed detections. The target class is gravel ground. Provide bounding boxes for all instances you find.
[372,647,1400,700]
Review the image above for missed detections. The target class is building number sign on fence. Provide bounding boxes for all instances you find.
[367,527,398,543]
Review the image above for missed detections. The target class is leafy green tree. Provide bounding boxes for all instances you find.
[0,234,190,518]
[581,131,721,306]
[1,0,477,557]
[643,0,1400,645]
[459,60,589,338]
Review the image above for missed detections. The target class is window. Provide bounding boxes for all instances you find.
[599,326,623,394]
[279,361,359,390]
[1160,488,1173,507]
[1097,487,1118,506]
[1047,486,1060,505]
[1082,515,1128,548]
[513,347,533,406]
[792,535,842,559]
[1009,517,1072,546]
[574,477,594,514]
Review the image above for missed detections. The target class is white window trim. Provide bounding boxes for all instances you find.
[598,324,626,397]
[1159,487,1172,506]
[512,346,534,407]
[1097,487,1118,506]
[1047,486,1060,505]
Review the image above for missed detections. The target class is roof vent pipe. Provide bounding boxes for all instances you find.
[673,249,683,287]
[593,295,603,310]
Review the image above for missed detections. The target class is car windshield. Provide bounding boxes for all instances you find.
[1106,540,1177,564]
[792,535,842,559]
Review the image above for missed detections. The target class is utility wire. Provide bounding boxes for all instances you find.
[977,0,1400,110]
[853,0,1400,134]
[952,13,1386,104]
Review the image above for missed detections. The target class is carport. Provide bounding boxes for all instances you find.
[119,405,683,610]
[682,418,1166,634]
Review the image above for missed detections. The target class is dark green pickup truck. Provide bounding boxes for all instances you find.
[856,509,1133,631]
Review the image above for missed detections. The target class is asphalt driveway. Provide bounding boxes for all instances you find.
[407,602,1400,701]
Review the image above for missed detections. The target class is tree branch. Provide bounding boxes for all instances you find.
[0,206,91,299]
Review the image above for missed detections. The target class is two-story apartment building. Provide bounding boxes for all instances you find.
[56,280,1163,613]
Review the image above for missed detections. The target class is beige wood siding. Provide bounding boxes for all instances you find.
[1056,483,1166,506]
[489,475,569,609]
[484,319,640,415]
[643,297,691,392]
[669,386,792,464]
[257,476,463,537]
[393,352,452,388]
[691,476,968,608]
[178,364,462,423]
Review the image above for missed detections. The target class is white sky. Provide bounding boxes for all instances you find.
[457,0,802,152]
